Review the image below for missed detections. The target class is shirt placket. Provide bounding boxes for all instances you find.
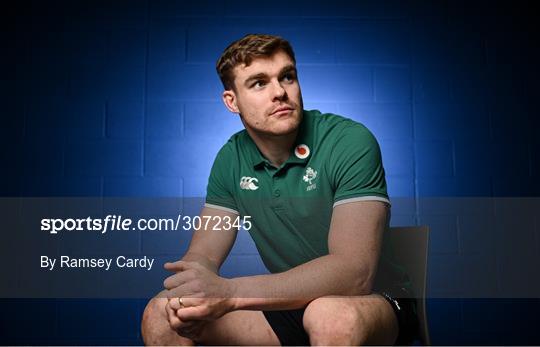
[263,164,286,211]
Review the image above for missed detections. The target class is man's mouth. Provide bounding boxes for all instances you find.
[270,105,295,116]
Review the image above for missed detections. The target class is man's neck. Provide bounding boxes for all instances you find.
[247,129,298,168]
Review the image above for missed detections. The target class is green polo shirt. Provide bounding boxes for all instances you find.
[205,109,410,290]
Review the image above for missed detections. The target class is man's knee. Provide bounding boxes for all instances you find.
[303,296,364,345]
[141,296,168,344]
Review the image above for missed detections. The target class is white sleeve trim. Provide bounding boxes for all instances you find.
[333,196,391,208]
[204,203,240,215]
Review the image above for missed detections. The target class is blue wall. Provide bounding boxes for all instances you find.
[3,0,539,345]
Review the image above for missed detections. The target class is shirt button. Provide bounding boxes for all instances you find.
[274,189,280,197]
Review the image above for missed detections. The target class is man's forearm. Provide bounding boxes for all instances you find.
[181,251,219,274]
[229,254,374,311]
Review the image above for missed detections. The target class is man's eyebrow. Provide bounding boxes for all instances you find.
[279,65,297,75]
[244,72,267,86]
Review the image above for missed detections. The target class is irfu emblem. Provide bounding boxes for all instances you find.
[303,167,318,191]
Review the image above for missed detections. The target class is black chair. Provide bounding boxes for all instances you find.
[388,226,431,345]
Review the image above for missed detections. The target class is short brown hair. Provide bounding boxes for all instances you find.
[216,34,296,90]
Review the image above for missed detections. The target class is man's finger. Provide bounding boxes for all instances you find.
[177,320,206,340]
[178,320,201,331]
[164,260,193,272]
[169,297,183,311]
[165,300,182,329]
[169,295,202,310]
[163,270,193,290]
[169,296,185,310]
[176,306,208,321]
[166,283,202,302]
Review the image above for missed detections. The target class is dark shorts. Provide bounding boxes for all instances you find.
[262,288,419,346]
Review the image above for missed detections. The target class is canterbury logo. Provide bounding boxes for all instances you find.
[240,176,259,190]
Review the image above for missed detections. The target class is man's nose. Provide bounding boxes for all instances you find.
[271,80,287,100]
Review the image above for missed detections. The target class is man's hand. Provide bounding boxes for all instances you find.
[163,260,237,322]
[165,297,208,340]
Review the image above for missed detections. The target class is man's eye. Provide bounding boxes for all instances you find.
[282,73,296,82]
[252,80,266,88]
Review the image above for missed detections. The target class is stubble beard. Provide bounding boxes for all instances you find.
[239,94,304,138]
[241,107,302,138]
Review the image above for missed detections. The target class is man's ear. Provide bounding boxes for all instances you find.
[222,90,239,113]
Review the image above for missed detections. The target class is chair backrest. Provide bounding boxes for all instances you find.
[388,226,430,346]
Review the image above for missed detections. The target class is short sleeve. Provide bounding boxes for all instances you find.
[331,123,390,207]
[205,144,239,214]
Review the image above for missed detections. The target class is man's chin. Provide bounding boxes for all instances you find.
[268,119,301,136]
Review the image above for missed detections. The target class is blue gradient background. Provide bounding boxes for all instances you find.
[2,0,540,345]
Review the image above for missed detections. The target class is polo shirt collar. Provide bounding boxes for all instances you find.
[245,110,314,169]
[286,110,313,165]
